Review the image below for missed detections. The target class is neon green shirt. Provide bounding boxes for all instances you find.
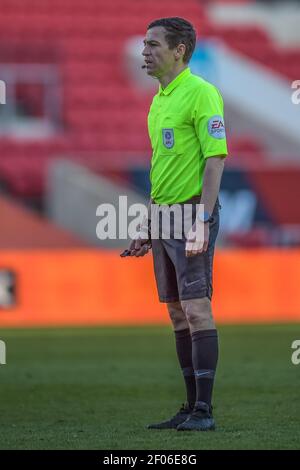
[148,67,228,204]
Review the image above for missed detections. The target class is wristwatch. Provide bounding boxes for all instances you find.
[198,211,213,223]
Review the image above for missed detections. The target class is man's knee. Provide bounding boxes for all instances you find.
[167,301,189,331]
[181,297,215,333]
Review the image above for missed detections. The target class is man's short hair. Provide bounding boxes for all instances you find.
[147,17,196,64]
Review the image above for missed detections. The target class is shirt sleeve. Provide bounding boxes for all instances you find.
[193,82,228,159]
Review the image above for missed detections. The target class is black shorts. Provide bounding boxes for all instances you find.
[151,197,220,303]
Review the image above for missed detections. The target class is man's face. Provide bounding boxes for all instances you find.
[142,26,179,78]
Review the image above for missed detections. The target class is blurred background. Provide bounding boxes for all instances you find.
[0,0,300,325]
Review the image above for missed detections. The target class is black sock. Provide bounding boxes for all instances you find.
[191,329,219,408]
[174,328,196,408]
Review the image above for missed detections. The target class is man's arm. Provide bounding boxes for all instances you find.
[185,156,225,257]
[200,156,225,214]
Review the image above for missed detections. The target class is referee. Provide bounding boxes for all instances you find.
[126,17,228,431]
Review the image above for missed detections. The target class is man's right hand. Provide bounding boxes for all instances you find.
[120,213,151,258]
[128,235,151,257]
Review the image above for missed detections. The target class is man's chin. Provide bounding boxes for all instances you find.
[146,68,158,78]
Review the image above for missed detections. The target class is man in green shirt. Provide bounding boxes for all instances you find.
[126,17,227,431]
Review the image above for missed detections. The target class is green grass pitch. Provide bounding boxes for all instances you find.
[0,324,299,450]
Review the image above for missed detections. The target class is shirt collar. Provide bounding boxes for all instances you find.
[158,67,191,96]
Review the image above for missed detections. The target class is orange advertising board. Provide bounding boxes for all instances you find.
[0,249,299,327]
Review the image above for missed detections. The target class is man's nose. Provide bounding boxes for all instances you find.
[142,45,149,56]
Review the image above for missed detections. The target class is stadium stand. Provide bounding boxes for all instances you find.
[0,0,299,202]
[0,195,85,248]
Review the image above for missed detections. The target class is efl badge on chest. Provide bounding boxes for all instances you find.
[162,128,174,149]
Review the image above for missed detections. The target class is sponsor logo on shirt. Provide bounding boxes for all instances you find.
[208,115,226,139]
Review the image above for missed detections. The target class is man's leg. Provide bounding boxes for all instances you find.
[148,238,195,429]
[181,297,218,408]
[167,302,196,409]
[177,297,218,431]
[147,302,195,429]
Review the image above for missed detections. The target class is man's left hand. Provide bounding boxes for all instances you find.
[185,222,210,257]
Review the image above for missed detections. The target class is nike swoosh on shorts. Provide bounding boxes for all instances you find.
[184,279,202,288]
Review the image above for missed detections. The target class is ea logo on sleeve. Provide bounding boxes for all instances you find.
[208,115,226,139]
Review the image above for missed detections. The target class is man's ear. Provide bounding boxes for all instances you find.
[175,43,186,61]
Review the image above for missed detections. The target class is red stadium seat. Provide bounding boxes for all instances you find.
[0,0,275,198]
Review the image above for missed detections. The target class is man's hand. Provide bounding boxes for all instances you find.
[185,222,210,257]
[128,235,151,257]
[120,221,151,258]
